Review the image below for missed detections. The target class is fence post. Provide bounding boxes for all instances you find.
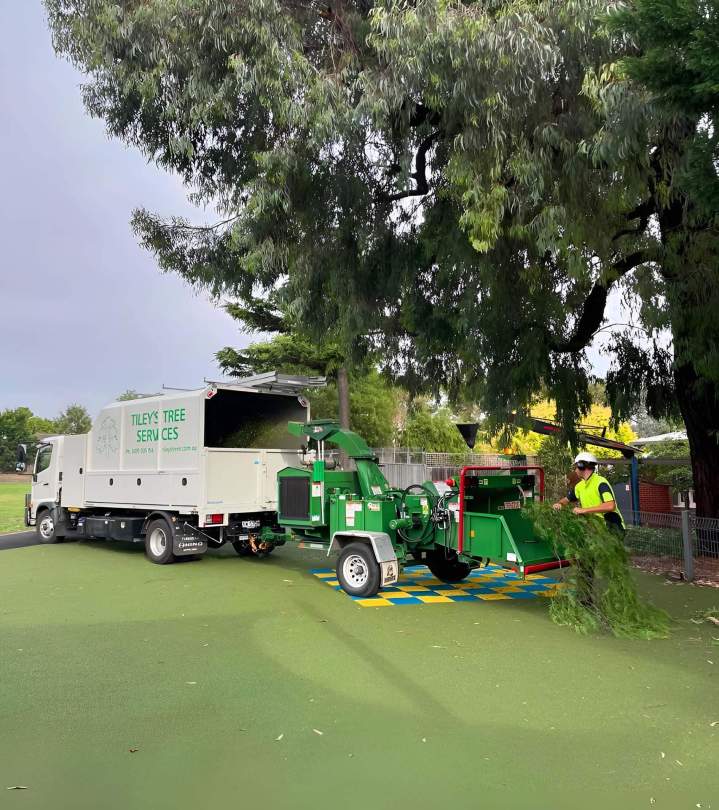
[681,509,694,583]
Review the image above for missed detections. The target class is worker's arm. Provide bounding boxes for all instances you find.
[553,486,579,511]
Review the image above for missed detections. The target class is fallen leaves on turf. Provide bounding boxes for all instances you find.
[6,786,29,790]
[275,734,284,741]
[129,748,139,753]
[312,729,323,736]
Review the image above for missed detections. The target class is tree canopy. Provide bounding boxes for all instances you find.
[45,0,719,516]
[54,404,92,435]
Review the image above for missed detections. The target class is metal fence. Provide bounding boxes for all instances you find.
[624,510,719,583]
[373,448,539,490]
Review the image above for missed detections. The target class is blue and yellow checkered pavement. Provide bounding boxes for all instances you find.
[310,563,561,607]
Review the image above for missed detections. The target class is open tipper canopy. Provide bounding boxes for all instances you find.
[457,466,571,576]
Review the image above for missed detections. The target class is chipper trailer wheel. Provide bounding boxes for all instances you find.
[336,542,381,598]
[145,517,176,565]
[426,548,472,584]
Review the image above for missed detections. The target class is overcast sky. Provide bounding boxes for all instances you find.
[0,1,619,422]
[0,1,246,419]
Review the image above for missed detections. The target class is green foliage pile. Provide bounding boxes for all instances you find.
[525,503,670,639]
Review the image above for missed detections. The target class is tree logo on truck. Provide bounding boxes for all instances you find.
[96,417,120,456]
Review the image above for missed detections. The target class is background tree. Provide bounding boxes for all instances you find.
[640,439,694,492]
[308,370,400,447]
[611,0,719,214]
[399,403,472,454]
[0,408,37,472]
[217,297,353,428]
[45,0,719,516]
[117,389,154,401]
[54,404,91,435]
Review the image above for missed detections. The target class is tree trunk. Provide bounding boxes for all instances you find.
[337,366,350,429]
[336,366,351,469]
[674,362,719,554]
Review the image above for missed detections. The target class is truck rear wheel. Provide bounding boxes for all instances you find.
[336,542,381,598]
[426,549,472,583]
[36,509,62,544]
[145,518,176,565]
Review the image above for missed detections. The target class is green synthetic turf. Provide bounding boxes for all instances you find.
[0,483,29,534]
[0,541,717,810]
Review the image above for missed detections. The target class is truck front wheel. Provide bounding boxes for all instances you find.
[36,509,62,544]
[145,518,176,565]
[336,542,381,598]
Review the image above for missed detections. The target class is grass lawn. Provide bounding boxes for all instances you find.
[0,541,717,810]
[0,482,29,534]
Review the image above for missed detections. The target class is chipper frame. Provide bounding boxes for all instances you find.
[270,420,569,598]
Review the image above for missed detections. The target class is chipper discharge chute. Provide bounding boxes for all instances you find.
[270,420,570,598]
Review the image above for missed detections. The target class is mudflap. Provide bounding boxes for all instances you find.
[380,560,399,587]
[173,527,207,557]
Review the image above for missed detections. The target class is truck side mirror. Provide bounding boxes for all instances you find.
[15,444,27,472]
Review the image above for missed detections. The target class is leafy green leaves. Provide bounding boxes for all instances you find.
[527,502,670,639]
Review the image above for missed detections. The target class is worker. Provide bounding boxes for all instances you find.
[552,452,625,535]
[552,452,626,608]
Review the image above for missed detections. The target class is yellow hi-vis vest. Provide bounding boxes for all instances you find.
[569,473,626,531]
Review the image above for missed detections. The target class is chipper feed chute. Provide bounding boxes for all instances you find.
[457,466,571,575]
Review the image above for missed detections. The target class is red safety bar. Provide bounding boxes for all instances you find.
[457,465,545,554]
[523,559,572,574]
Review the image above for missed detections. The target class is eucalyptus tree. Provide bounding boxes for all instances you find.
[45,0,719,518]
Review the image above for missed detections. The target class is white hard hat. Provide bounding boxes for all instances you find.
[574,451,598,465]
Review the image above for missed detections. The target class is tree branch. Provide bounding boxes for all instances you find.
[548,251,653,353]
[612,198,655,242]
[385,131,440,202]
[157,214,241,233]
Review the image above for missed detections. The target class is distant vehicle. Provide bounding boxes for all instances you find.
[23,376,322,563]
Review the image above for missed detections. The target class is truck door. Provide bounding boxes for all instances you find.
[31,442,59,521]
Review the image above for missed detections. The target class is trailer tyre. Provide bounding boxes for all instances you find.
[36,509,62,544]
[426,549,472,583]
[336,542,381,598]
[145,518,176,565]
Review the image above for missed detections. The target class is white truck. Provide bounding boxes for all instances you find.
[22,375,320,563]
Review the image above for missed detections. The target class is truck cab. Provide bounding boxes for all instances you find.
[27,437,61,538]
[26,434,88,541]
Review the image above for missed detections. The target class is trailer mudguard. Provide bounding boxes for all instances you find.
[329,531,399,587]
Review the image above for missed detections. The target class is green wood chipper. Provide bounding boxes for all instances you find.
[261,420,569,597]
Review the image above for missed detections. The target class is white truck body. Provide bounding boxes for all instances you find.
[28,382,310,537]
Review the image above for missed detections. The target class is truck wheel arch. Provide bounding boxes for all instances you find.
[141,510,181,536]
[142,511,207,559]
